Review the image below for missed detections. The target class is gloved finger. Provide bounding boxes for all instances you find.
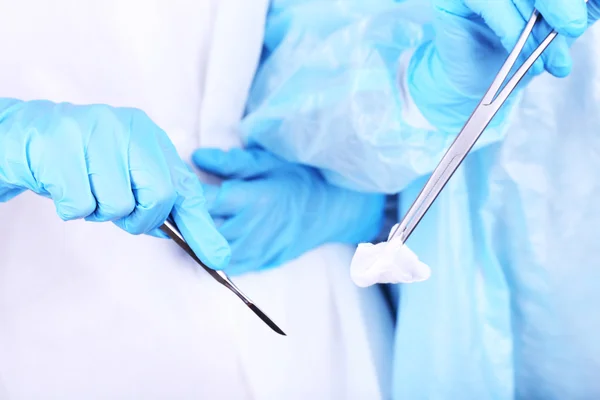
[536,26,572,77]
[535,0,588,37]
[476,0,544,76]
[84,118,136,223]
[115,126,176,235]
[158,133,231,270]
[192,147,286,179]
[147,227,169,239]
[204,180,254,217]
[37,125,97,221]
[513,0,572,77]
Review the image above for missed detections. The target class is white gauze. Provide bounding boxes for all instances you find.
[350,224,431,287]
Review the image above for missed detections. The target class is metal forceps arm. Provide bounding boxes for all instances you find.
[390,9,559,244]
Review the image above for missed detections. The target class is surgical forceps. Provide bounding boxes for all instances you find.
[160,219,286,336]
[390,8,577,244]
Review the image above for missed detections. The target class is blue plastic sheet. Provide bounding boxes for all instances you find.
[243,0,600,398]
[393,33,600,396]
[242,0,513,193]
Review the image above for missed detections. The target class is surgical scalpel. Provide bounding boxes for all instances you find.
[390,8,576,244]
[159,220,286,336]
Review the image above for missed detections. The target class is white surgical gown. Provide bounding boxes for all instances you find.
[0,1,394,399]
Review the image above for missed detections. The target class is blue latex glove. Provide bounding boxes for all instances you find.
[408,4,520,135]
[0,98,230,270]
[434,0,600,77]
[409,1,600,134]
[192,147,386,276]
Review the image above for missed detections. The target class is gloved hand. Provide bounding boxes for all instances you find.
[408,1,600,134]
[192,147,386,276]
[434,0,600,77]
[0,98,230,270]
[407,5,515,134]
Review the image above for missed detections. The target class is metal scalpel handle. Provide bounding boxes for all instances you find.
[159,220,286,336]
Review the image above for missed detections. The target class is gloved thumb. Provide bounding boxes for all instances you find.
[192,147,286,179]
[158,136,231,270]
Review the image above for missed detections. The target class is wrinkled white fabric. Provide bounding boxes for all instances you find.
[0,1,394,399]
[351,224,431,287]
